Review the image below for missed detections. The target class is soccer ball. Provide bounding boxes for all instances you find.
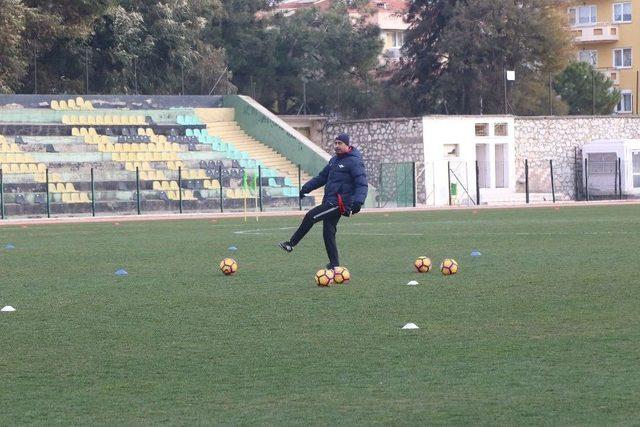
[220,258,238,275]
[315,269,335,287]
[440,258,458,276]
[414,256,432,273]
[333,266,351,284]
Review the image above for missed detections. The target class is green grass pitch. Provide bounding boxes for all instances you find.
[2,205,640,425]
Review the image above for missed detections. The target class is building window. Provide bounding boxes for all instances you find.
[587,152,617,174]
[390,31,404,48]
[568,5,597,26]
[494,123,508,136]
[475,123,489,136]
[616,91,633,113]
[613,2,632,23]
[578,50,597,66]
[633,151,640,187]
[613,48,632,68]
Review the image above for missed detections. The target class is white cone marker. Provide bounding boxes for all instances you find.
[402,323,419,330]
[1,306,16,312]
[406,280,419,286]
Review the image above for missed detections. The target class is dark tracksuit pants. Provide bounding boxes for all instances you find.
[289,202,342,267]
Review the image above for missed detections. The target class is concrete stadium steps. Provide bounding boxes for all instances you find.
[194,108,234,123]
[204,120,324,202]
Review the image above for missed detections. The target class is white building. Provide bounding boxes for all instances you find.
[422,116,516,206]
[581,139,640,196]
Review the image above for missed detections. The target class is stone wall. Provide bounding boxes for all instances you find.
[321,118,425,203]
[305,115,640,205]
[514,116,640,199]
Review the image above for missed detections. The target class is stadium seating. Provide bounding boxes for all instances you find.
[0,101,321,216]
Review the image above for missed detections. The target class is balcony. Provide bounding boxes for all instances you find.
[572,23,619,44]
[596,67,620,85]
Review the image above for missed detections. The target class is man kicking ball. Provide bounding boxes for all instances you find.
[278,132,368,269]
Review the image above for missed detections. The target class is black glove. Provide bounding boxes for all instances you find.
[351,202,362,215]
[299,190,305,200]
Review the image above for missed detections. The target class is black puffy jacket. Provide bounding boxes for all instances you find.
[301,147,368,209]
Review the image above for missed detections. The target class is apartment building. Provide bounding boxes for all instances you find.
[273,0,409,62]
[568,1,640,114]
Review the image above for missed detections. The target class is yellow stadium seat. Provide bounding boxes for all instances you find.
[68,99,77,110]
[170,181,179,190]
[161,181,170,191]
[65,183,75,192]
[80,193,91,203]
[48,183,56,193]
[71,127,80,136]
[19,164,29,173]
[95,115,105,125]
[136,116,145,125]
[226,189,235,198]
[104,115,113,125]
[210,180,220,189]
[153,181,162,191]
[158,135,167,144]
[51,100,60,110]
[75,97,84,108]
[114,144,124,152]
[28,164,38,173]
[84,100,94,110]
[142,162,151,170]
[79,128,88,136]
[88,127,97,136]
[56,183,66,193]
[51,173,61,182]
[59,100,68,110]
[62,193,71,203]
[71,193,81,203]
[87,115,96,125]
[37,164,46,173]
[69,115,79,125]
[137,128,145,136]
[61,115,70,125]
[145,128,154,137]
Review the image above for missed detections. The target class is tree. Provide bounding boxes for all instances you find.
[248,3,383,118]
[398,0,572,115]
[0,0,30,93]
[553,61,621,115]
[20,0,114,93]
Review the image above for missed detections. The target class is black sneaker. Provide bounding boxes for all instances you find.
[278,241,293,252]
[326,263,337,270]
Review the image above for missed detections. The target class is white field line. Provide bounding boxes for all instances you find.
[1,199,639,228]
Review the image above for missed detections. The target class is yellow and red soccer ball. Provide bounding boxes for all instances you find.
[315,269,335,287]
[440,258,458,275]
[414,256,432,273]
[332,266,351,284]
[219,258,238,275]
